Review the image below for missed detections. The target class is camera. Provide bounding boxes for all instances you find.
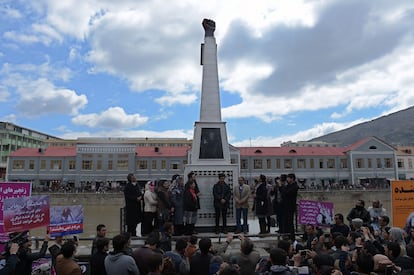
[300,250,309,256]
[1,231,30,256]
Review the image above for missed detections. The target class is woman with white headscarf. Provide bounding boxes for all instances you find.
[142,181,158,236]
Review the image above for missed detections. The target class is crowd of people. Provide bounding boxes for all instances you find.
[2,171,414,275]
[123,171,300,240]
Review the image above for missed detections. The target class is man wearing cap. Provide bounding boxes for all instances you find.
[213,173,231,234]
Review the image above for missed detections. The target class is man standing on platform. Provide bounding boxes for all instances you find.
[234,176,250,234]
[213,173,231,234]
[280,173,299,241]
[124,173,143,237]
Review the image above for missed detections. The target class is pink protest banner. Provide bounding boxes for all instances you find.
[0,182,32,250]
[3,195,50,233]
[298,199,334,227]
[48,205,84,237]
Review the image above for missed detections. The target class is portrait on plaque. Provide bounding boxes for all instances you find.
[199,128,223,159]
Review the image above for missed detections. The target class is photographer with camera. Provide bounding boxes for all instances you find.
[10,231,50,275]
[0,243,18,275]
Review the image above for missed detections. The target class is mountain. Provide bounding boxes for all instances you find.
[309,106,414,146]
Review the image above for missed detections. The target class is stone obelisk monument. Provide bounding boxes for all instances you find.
[184,19,239,230]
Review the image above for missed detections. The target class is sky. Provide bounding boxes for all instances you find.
[1,0,414,147]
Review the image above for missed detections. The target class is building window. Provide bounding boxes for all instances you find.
[108,160,113,170]
[253,159,263,169]
[284,159,292,169]
[385,158,392,168]
[376,158,382,168]
[12,160,25,169]
[69,160,76,170]
[409,159,413,169]
[266,159,271,169]
[50,160,62,170]
[183,160,188,165]
[137,160,147,170]
[241,159,248,170]
[231,158,236,164]
[96,160,102,170]
[327,159,335,169]
[340,159,348,168]
[297,159,306,169]
[116,160,128,170]
[170,162,180,170]
[82,160,93,170]
[398,158,404,168]
[276,159,281,169]
[310,159,314,169]
[368,158,372,168]
[29,160,35,170]
[319,159,324,169]
[151,160,157,169]
[356,159,364,169]
[40,160,46,170]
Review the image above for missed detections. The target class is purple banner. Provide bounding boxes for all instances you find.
[3,195,50,232]
[48,205,84,237]
[0,182,32,250]
[298,199,334,226]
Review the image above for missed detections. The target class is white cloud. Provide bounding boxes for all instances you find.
[232,119,367,147]
[71,107,148,129]
[0,6,22,19]
[0,87,10,102]
[0,62,87,117]
[155,93,197,106]
[59,127,193,140]
[1,114,17,123]
[15,78,87,116]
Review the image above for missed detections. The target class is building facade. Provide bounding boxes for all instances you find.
[0,122,60,180]
[6,136,405,191]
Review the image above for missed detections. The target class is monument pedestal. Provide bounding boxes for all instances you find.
[184,19,240,232]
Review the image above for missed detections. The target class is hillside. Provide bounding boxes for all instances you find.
[309,106,414,146]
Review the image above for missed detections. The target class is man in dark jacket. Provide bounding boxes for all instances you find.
[268,248,293,275]
[190,238,213,275]
[213,173,231,234]
[13,232,50,275]
[346,200,371,229]
[280,173,299,241]
[124,173,143,237]
[90,237,109,275]
[254,175,270,235]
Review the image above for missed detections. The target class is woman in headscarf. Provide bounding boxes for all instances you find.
[170,175,185,235]
[183,178,199,235]
[142,181,158,236]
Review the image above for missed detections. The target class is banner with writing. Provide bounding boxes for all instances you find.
[0,182,32,250]
[298,199,334,226]
[3,195,50,232]
[48,205,84,237]
[391,180,414,228]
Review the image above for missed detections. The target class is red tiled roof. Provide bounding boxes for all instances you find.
[238,146,347,157]
[10,147,77,157]
[135,146,191,157]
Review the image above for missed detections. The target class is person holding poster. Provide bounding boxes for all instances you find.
[124,173,143,237]
[13,231,50,275]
